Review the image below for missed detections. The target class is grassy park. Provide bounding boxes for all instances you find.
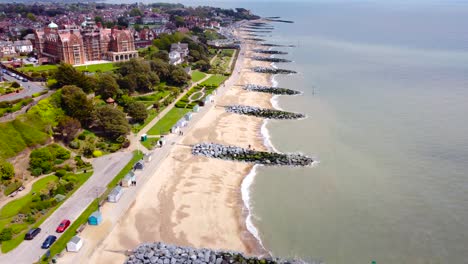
[147,108,191,135]
[201,74,228,87]
[190,70,207,83]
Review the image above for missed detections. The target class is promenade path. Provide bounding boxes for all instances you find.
[0,152,132,264]
[58,21,248,264]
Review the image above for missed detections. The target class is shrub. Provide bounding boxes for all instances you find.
[116,135,126,143]
[11,82,20,88]
[78,133,86,140]
[0,159,15,181]
[55,170,66,178]
[108,143,121,153]
[69,140,80,149]
[31,168,43,176]
[3,181,22,195]
[92,150,103,157]
[0,228,13,241]
[54,159,64,165]
[64,182,74,192]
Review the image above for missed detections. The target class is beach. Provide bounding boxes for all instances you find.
[84,26,274,263]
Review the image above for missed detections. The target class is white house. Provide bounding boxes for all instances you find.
[169,51,182,65]
[13,40,33,53]
[66,236,83,252]
[0,41,16,56]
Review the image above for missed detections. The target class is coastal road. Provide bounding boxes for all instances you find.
[0,74,45,102]
[59,22,250,264]
[0,152,132,264]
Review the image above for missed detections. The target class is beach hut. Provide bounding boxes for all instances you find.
[184,112,193,121]
[193,105,200,112]
[177,119,188,127]
[157,137,166,147]
[140,134,148,142]
[144,153,152,162]
[66,236,83,252]
[88,211,102,225]
[204,95,213,104]
[108,186,124,203]
[121,174,132,187]
[133,161,144,170]
[170,124,180,134]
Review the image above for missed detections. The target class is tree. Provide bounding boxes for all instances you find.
[26,12,36,22]
[152,50,169,62]
[117,16,129,28]
[150,58,170,78]
[61,85,95,127]
[11,81,20,88]
[0,228,12,241]
[134,24,142,32]
[169,67,190,86]
[127,102,148,123]
[129,8,143,17]
[0,159,15,181]
[117,76,137,94]
[56,116,81,143]
[95,105,130,139]
[94,16,103,24]
[96,73,120,99]
[53,63,96,92]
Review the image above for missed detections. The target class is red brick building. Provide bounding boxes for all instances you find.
[34,19,138,65]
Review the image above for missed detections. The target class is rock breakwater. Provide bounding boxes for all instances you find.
[125,242,308,264]
[244,84,301,95]
[260,43,295,47]
[225,105,305,119]
[192,143,313,166]
[252,67,297,74]
[253,49,288,55]
[252,56,292,63]
[245,38,266,42]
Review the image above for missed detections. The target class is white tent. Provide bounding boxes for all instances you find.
[66,236,83,252]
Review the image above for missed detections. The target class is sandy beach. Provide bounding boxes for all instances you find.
[86,25,274,264]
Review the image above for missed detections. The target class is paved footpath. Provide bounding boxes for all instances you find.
[0,152,132,264]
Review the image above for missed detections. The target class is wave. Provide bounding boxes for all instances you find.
[241,164,267,251]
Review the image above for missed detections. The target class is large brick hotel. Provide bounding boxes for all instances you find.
[34,18,138,65]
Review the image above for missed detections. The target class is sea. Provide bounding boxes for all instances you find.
[108,0,468,263]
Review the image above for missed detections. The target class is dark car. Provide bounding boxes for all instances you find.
[41,235,57,249]
[56,219,71,233]
[24,228,41,240]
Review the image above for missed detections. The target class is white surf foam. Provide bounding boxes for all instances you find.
[241,164,267,251]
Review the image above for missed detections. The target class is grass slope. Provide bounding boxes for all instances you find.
[191,70,207,83]
[201,74,228,87]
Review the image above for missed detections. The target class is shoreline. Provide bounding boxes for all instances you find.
[79,20,275,263]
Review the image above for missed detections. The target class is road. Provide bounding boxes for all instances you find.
[0,74,45,102]
[0,152,132,264]
[59,20,249,264]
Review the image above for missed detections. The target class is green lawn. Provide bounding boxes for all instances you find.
[18,64,57,73]
[201,74,228,87]
[0,176,58,219]
[18,62,116,73]
[75,63,116,73]
[141,137,160,150]
[191,70,207,83]
[147,108,191,135]
[0,172,93,253]
[43,151,143,262]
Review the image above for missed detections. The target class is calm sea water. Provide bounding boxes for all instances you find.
[110,0,468,263]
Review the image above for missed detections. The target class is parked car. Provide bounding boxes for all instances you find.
[22,78,28,82]
[56,219,71,233]
[41,235,57,249]
[24,228,41,240]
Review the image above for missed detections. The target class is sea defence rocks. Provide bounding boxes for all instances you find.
[251,56,292,63]
[245,37,266,42]
[252,67,297,74]
[260,43,295,47]
[244,84,301,95]
[242,29,273,33]
[225,105,305,119]
[253,49,288,55]
[266,19,294,23]
[192,143,313,166]
[125,242,308,264]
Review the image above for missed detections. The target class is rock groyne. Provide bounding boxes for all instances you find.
[244,84,301,95]
[252,67,297,74]
[245,37,266,42]
[125,242,308,264]
[253,49,288,55]
[225,105,304,119]
[192,143,313,166]
[260,43,295,47]
[252,56,292,63]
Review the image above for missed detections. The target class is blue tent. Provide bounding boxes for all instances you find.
[88,211,102,226]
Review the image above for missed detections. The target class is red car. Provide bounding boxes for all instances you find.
[56,219,71,233]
